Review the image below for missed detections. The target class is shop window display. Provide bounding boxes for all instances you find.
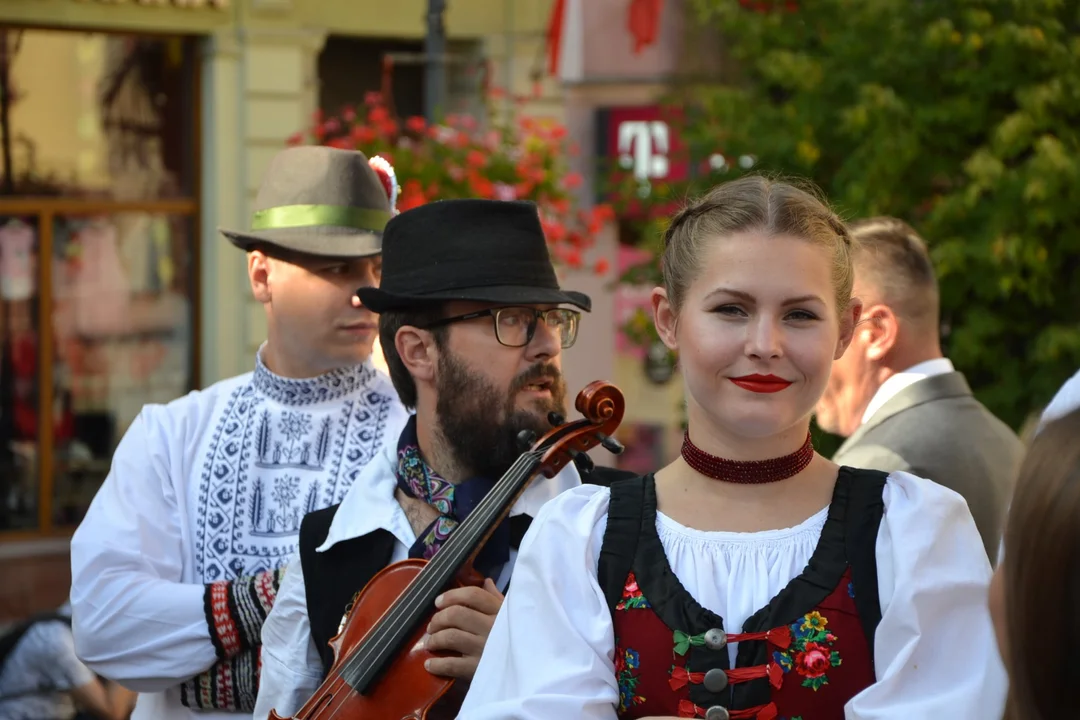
[0,27,198,535]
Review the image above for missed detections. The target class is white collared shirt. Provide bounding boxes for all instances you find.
[860,358,955,426]
[252,440,582,720]
[69,348,409,720]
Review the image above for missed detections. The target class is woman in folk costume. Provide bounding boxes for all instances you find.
[68,146,409,720]
[459,175,1006,720]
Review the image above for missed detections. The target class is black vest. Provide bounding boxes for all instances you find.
[597,469,887,652]
[298,462,636,674]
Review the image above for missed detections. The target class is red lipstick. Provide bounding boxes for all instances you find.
[730,374,792,394]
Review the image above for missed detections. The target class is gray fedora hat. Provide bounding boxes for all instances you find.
[220,146,392,257]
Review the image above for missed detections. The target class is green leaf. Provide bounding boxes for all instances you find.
[602,0,1080,429]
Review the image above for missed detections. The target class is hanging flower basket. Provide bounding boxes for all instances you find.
[289,92,614,276]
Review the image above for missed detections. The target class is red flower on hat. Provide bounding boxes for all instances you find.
[368,155,399,214]
[297,92,614,275]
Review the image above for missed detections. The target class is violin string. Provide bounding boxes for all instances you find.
[340,417,594,682]
[338,452,538,676]
[338,452,539,683]
[338,448,547,683]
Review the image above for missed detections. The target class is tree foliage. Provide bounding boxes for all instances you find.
[614,0,1080,430]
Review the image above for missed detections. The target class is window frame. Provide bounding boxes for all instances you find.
[0,199,201,539]
[0,25,203,539]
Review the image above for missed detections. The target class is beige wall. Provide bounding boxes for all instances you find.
[0,0,562,384]
[0,0,695,443]
[0,0,551,40]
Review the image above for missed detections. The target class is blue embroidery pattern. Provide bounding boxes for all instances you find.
[251,359,377,406]
[254,409,334,470]
[195,361,396,582]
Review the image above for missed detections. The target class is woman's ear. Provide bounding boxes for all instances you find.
[651,287,679,351]
[835,297,863,360]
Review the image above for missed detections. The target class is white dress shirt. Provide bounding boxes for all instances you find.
[860,358,955,425]
[459,473,1007,719]
[253,440,583,720]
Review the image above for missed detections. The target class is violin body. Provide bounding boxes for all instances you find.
[269,558,468,720]
[270,380,625,720]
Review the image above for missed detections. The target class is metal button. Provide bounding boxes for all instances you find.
[703,667,729,693]
[705,706,730,720]
[704,628,727,650]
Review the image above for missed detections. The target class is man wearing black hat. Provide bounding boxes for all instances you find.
[254,198,620,719]
[69,146,410,720]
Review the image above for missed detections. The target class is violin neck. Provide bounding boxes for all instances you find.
[434,451,543,573]
[338,449,544,693]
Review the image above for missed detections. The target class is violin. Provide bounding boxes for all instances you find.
[270,380,625,720]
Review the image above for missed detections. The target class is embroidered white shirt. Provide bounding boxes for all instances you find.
[860,358,955,426]
[252,440,582,720]
[69,348,409,720]
[458,473,1007,719]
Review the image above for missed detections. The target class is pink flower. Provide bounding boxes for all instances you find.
[794,642,831,678]
[493,182,517,201]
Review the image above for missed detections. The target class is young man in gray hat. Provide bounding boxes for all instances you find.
[68,146,410,720]
[253,198,621,720]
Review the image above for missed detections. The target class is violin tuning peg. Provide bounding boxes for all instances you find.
[569,448,595,474]
[598,433,625,455]
[548,412,565,426]
[516,429,538,452]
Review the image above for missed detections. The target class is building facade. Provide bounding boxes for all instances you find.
[0,0,570,619]
[0,0,711,620]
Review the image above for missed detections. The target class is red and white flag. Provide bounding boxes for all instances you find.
[546,0,584,82]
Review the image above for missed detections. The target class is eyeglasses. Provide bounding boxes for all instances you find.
[423,306,580,348]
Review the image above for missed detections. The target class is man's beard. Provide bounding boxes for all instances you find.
[434,350,568,481]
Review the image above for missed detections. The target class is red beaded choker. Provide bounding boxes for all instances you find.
[681,431,815,484]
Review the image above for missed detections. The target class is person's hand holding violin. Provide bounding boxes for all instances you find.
[420,578,504,679]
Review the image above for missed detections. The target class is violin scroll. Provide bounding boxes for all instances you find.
[533,381,625,478]
[575,380,626,428]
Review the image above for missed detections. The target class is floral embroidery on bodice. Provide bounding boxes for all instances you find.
[613,568,873,720]
[602,471,885,720]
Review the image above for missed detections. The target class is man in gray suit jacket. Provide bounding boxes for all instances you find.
[815,217,1023,559]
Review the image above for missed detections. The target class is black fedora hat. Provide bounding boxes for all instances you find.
[356,199,591,313]
[220,146,393,257]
